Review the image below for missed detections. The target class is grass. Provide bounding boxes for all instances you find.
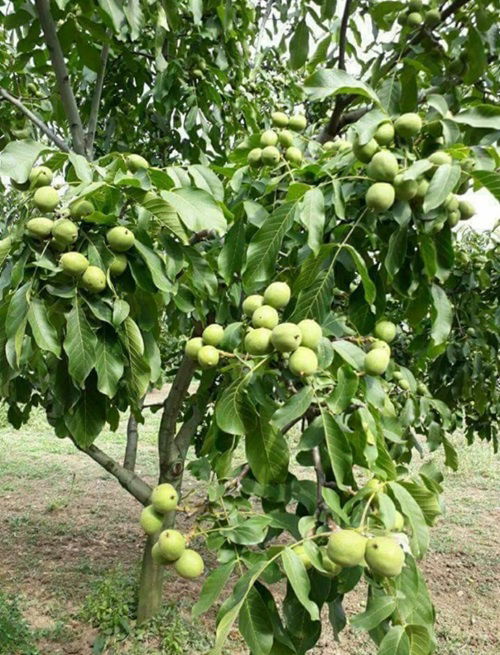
[0,406,498,654]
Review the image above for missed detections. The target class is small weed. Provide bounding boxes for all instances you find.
[0,592,39,655]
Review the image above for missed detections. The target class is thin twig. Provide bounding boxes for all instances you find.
[0,88,69,152]
[34,0,86,155]
[86,38,111,159]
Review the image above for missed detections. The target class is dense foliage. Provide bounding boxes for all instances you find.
[0,1,498,654]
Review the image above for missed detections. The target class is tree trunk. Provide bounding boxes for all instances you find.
[136,534,164,623]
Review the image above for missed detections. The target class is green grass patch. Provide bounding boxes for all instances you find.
[0,592,39,655]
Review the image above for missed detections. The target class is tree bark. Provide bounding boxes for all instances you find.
[85,39,111,159]
[123,405,141,472]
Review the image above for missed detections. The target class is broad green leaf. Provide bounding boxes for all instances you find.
[215,377,249,435]
[401,159,432,181]
[0,237,12,269]
[192,561,236,619]
[95,332,124,397]
[188,165,224,201]
[342,245,376,304]
[271,386,314,431]
[418,234,437,280]
[225,517,272,545]
[406,624,432,655]
[141,193,188,242]
[353,108,389,144]
[300,189,325,256]
[385,228,407,280]
[63,301,97,387]
[321,488,350,523]
[321,409,353,490]
[429,284,452,346]
[451,104,500,130]
[133,240,172,292]
[65,385,107,447]
[378,625,410,655]
[331,340,365,370]
[68,152,93,182]
[326,365,359,414]
[5,282,30,339]
[304,69,380,105]
[281,549,319,621]
[289,20,309,70]
[423,164,461,212]
[243,203,297,291]
[239,587,274,655]
[245,411,289,484]
[27,299,60,356]
[0,140,47,183]
[217,218,246,285]
[389,482,429,558]
[163,188,227,235]
[119,317,150,398]
[350,596,396,631]
[470,169,500,201]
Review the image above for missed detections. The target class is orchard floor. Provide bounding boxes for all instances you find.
[0,407,499,655]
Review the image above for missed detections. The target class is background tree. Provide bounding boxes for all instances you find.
[0,0,498,653]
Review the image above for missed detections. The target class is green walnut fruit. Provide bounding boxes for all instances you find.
[447,210,460,227]
[444,194,459,211]
[321,550,342,577]
[271,323,302,352]
[458,199,475,220]
[245,328,273,355]
[394,112,422,138]
[247,148,262,167]
[60,252,89,276]
[126,154,149,172]
[374,320,397,343]
[288,114,307,132]
[424,8,441,27]
[297,319,322,350]
[392,371,403,381]
[323,141,338,152]
[278,130,294,147]
[393,175,418,201]
[260,129,279,147]
[407,11,422,27]
[140,505,164,535]
[151,483,179,513]
[337,139,352,152]
[26,217,54,239]
[151,543,171,566]
[369,339,391,353]
[263,281,291,309]
[409,0,422,10]
[288,347,318,377]
[365,478,384,495]
[367,150,399,181]
[417,382,429,395]
[109,254,128,276]
[52,218,78,245]
[365,183,395,212]
[252,305,279,329]
[365,536,405,577]
[374,121,395,146]
[364,347,390,376]
[393,511,405,532]
[271,111,289,128]
[81,266,107,293]
[70,199,94,219]
[242,294,264,317]
[157,529,186,561]
[33,186,59,212]
[202,324,224,346]
[415,178,429,200]
[399,379,410,390]
[29,166,53,188]
[185,337,203,359]
[175,549,205,579]
[292,545,312,569]
[197,345,219,368]
[285,146,303,165]
[261,146,280,166]
[353,138,379,163]
[429,151,452,167]
[106,226,135,252]
[327,530,367,567]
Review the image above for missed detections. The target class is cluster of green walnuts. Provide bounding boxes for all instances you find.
[185,281,324,378]
[18,159,143,293]
[140,483,205,580]
[246,111,307,169]
[397,0,441,29]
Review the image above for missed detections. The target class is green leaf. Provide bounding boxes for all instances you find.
[326,365,359,414]
[217,218,246,285]
[350,596,396,631]
[245,411,289,484]
[304,69,380,105]
[225,517,272,545]
[63,301,98,387]
[342,245,376,304]
[388,482,429,558]
[423,164,461,212]
[188,165,224,201]
[27,299,60,356]
[65,384,107,447]
[470,169,500,201]
[300,189,325,256]
[378,626,410,655]
[331,340,365,370]
[238,587,274,655]
[406,624,432,655]
[463,26,487,84]
[451,104,500,130]
[243,203,297,292]
[119,317,150,398]
[0,140,47,183]
[418,234,437,280]
[192,561,236,619]
[385,228,407,280]
[95,331,124,398]
[321,488,350,523]
[163,188,227,235]
[271,386,314,431]
[5,282,30,339]
[68,152,93,183]
[401,159,432,181]
[133,241,172,292]
[281,549,319,621]
[289,19,309,70]
[321,409,353,490]
[0,237,11,269]
[215,377,249,435]
[429,284,452,346]
[141,193,188,242]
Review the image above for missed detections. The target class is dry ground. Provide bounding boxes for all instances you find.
[0,407,499,654]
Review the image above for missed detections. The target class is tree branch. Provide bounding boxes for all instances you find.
[34,0,86,156]
[74,442,152,505]
[123,411,140,471]
[85,39,111,159]
[337,0,352,71]
[0,88,69,152]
